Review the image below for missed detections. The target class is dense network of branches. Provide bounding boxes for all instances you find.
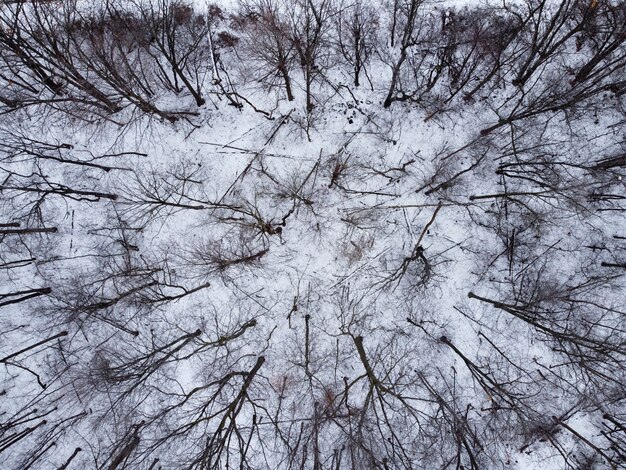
[1,0,626,469]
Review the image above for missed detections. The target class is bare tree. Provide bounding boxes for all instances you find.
[335,0,378,88]
[235,0,297,101]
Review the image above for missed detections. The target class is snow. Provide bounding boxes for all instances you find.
[0,0,625,469]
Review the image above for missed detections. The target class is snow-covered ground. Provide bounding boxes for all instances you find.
[0,0,625,469]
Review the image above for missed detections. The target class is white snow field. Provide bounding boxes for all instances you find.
[0,0,625,469]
